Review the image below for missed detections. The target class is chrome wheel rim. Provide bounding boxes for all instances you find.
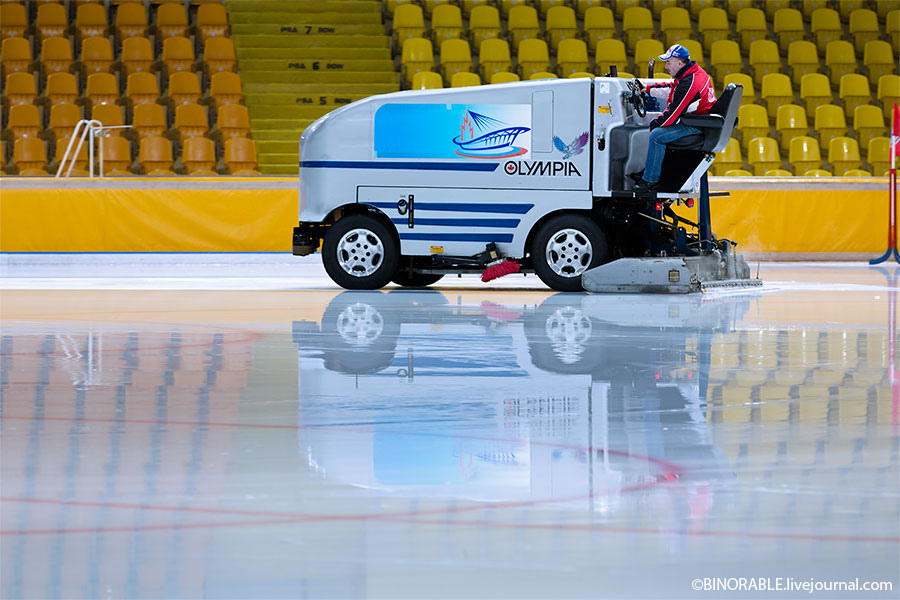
[337,228,384,277]
[545,307,592,365]
[545,228,593,278]
[336,303,384,346]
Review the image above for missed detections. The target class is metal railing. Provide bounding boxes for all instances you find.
[55,119,132,178]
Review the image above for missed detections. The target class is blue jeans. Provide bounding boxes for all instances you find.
[642,123,703,183]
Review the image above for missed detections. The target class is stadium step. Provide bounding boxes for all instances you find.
[242,82,399,95]
[245,92,379,106]
[242,71,397,85]
[248,106,333,120]
[232,34,390,49]
[254,141,300,155]
[240,59,394,73]
[232,23,384,35]
[228,0,380,15]
[236,47,392,61]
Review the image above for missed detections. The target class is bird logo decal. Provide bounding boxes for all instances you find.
[553,132,589,159]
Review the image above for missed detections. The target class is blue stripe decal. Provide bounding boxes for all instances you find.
[399,233,514,243]
[391,218,519,228]
[369,202,532,214]
[301,160,498,172]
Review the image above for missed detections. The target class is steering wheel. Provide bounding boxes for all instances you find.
[629,79,646,118]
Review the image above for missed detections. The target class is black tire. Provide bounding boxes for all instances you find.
[322,214,399,290]
[391,270,445,287]
[531,214,608,292]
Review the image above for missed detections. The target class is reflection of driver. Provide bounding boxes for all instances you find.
[631,44,716,194]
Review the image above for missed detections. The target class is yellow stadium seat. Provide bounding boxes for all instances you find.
[1,3,28,39]
[838,0,868,21]
[583,6,616,48]
[181,136,217,175]
[660,7,692,47]
[826,41,857,87]
[537,0,569,18]
[839,73,870,119]
[749,40,781,84]
[79,36,114,75]
[161,36,195,77]
[155,2,189,41]
[517,38,550,79]
[209,71,243,111]
[451,72,481,87]
[804,169,832,176]
[462,0,493,17]
[557,39,589,77]
[811,8,843,54]
[224,137,260,175]
[735,8,767,52]
[4,72,37,106]
[737,104,770,151]
[747,137,781,175]
[814,104,847,156]
[423,0,455,17]
[40,36,74,78]
[773,8,804,52]
[401,38,434,87]
[431,4,463,44]
[649,0,679,16]
[576,0,602,18]
[131,102,166,139]
[710,40,742,88]
[90,103,124,134]
[617,72,635,79]
[13,137,49,175]
[724,169,753,176]
[877,75,900,121]
[35,2,68,42]
[889,11,900,53]
[787,41,820,89]
[867,137,891,176]
[84,72,119,107]
[714,138,743,175]
[196,2,229,44]
[48,102,82,142]
[634,39,665,78]
[468,5,501,46]
[53,136,90,175]
[530,71,558,80]
[776,104,808,151]
[44,71,78,106]
[499,0,530,18]
[761,73,794,119]
[622,7,654,51]
[125,71,160,108]
[393,4,427,47]
[171,102,208,144]
[568,71,594,79]
[800,0,829,20]
[167,71,201,108]
[764,169,793,176]
[411,71,443,89]
[828,137,862,174]
[490,71,520,84]
[99,135,133,175]
[121,36,154,75]
[843,169,871,176]
[875,1,899,20]
[853,105,887,146]
[864,41,896,84]
[216,103,251,140]
[75,3,108,41]
[440,38,472,84]
[698,7,730,50]
[762,0,791,20]
[801,74,833,119]
[789,136,822,174]
[384,0,416,17]
[203,37,236,78]
[138,135,174,175]
[1,37,33,75]
[724,0,754,19]
[679,40,705,70]
[688,0,716,18]
[114,2,148,41]
[614,0,642,16]
[848,9,879,54]
[545,6,578,52]
[595,38,629,77]
[478,38,511,80]
[507,5,541,49]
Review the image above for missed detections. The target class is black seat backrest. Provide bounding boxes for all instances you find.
[707,83,742,152]
[670,83,742,153]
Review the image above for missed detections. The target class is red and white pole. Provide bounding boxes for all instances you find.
[870,102,900,264]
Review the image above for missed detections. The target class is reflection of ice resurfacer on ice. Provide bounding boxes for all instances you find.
[292,76,762,293]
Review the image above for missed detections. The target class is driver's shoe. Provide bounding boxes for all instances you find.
[628,170,644,183]
[632,179,660,194]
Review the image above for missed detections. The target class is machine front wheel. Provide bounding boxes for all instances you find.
[531,215,608,292]
[322,214,399,290]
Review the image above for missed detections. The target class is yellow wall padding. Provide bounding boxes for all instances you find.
[0,178,892,253]
[1,183,297,252]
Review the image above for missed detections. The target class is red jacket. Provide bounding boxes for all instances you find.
[646,61,716,129]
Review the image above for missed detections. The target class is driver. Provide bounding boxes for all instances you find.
[631,44,716,194]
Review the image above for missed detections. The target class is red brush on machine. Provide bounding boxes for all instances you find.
[481,258,520,282]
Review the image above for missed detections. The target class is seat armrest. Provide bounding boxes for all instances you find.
[681,114,724,128]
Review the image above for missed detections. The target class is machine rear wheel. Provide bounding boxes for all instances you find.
[531,215,608,292]
[322,214,398,290]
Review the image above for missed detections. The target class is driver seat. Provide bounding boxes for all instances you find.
[668,83,743,152]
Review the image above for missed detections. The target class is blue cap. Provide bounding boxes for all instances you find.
[659,44,690,61]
